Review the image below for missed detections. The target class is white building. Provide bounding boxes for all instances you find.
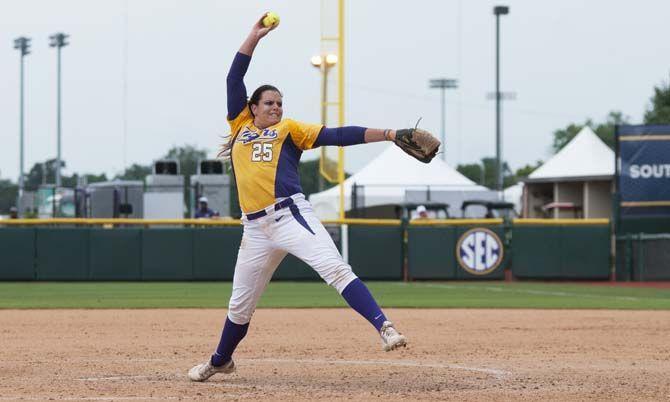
[523,127,614,219]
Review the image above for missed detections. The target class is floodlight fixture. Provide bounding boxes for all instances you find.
[494,5,509,15]
[429,78,459,89]
[49,32,69,48]
[14,36,31,56]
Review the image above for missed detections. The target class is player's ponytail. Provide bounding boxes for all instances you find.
[217,133,233,162]
[248,84,282,116]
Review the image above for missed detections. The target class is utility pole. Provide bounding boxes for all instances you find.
[49,32,69,188]
[493,6,509,194]
[14,36,31,215]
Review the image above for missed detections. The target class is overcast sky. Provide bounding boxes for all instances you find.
[1,0,670,182]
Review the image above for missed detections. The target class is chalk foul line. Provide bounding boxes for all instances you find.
[75,357,506,382]
[405,283,645,301]
[242,357,507,378]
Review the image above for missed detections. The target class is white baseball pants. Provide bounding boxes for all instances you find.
[227,194,357,324]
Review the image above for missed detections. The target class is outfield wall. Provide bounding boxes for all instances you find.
[512,220,610,280]
[0,219,612,281]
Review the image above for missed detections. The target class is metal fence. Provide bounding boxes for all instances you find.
[616,233,670,281]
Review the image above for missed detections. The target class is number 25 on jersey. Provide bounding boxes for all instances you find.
[251,143,273,162]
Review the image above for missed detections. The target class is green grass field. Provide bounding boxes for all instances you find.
[0,281,669,309]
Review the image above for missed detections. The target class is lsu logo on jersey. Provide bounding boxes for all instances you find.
[237,127,278,144]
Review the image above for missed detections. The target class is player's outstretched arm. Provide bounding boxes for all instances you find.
[313,126,396,148]
[314,126,440,163]
[239,13,278,56]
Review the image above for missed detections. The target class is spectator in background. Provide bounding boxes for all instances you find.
[9,206,18,219]
[195,196,218,218]
[414,205,429,220]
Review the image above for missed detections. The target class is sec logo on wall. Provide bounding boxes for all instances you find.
[456,228,504,275]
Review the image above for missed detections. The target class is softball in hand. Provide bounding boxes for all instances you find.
[262,12,280,28]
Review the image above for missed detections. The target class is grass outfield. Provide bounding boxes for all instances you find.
[0,281,669,309]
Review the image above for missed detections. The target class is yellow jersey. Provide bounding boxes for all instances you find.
[228,107,323,213]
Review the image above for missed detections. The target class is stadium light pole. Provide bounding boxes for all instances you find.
[493,5,509,194]
[49,32,69,188]
[311,53,338,191]
[14,36,31,214]
[429,78,458,161]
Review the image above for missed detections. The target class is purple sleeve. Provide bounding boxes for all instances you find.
[227,52,251,120]
[313,126,367,147]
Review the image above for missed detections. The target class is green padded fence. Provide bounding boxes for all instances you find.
[512,224,610,279]
[0,225,345,281]
[0,228,35,280]
[408,226,458,279]
[89,228,142,280]
[0,221,613,281]
[192,227,242,280]
[141,229,194,280]
[36,228,90,280]
[348,226,403,280]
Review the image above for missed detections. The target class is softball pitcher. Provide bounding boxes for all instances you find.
[188,14,440,382]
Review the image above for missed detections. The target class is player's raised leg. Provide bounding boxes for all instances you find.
[188,223,287,382]
[273,197,407,351]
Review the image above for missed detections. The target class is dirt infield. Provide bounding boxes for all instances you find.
[1,309,669,401]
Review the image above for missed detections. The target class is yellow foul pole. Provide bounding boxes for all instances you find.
[337,0,345,220]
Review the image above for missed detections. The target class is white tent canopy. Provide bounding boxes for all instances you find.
[523,126,615,219]
[309,144,490,219]
[528,126,614,181]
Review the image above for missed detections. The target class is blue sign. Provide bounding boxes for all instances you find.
[617,125,670,217]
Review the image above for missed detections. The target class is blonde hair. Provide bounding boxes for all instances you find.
[217,133,233,161]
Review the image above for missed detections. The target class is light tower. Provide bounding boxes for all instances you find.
[493,6,509,194]
[14,36,31,214]
[49,32,69,187]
